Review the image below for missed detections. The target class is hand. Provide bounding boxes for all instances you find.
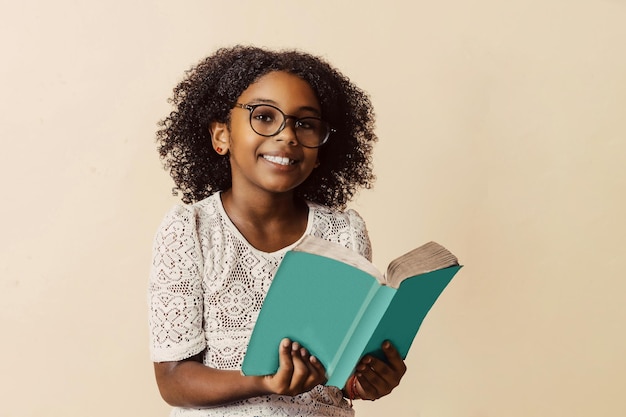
[352,341,407,400]
[263,338,327,396]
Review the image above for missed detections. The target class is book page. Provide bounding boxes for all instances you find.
[293,236,385,283]
[385,241,459,288]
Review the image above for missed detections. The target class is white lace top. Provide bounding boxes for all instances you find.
[148,192,372,417]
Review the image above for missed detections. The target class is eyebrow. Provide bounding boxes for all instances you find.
[248,98,321,116]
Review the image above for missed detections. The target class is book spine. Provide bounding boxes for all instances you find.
[326,285,396,388]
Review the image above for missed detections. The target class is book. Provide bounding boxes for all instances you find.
[241,235,462,388]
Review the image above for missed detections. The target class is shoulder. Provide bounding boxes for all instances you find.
[152,194,223,250]
[157,194,220,227]
[308,202,372,261]
[308,201,365,223]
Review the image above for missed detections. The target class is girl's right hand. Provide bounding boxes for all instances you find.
[262,338,327,396]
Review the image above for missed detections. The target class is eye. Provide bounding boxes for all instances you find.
[253,112,274,123]
[251,106,280,124]
[296,118,321,131]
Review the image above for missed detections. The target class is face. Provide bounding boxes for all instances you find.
[211,71,322,197]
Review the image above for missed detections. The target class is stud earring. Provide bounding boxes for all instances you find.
[216,147,223,153]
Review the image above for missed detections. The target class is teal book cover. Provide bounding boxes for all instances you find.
[241,237,461,388]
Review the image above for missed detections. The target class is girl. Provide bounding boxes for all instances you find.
[148,46,406,417]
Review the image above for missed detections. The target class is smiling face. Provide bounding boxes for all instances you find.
[211,71,322,198]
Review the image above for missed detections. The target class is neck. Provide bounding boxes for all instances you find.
[220,188,309,253]
[222,188,301,222]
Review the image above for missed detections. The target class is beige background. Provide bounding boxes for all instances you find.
[1,1,625,416]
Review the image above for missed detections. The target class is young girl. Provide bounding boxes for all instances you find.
[148,45,406,417]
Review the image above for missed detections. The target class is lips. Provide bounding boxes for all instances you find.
[261,154,297,166]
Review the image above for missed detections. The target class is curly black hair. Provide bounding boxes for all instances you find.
[156,45,377,209]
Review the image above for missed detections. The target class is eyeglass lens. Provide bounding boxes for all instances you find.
[249,105,329,147]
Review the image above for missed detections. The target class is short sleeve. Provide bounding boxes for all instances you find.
[148,205,206,362]
[345,208,372,262]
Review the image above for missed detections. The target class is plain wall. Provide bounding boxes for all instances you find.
[1,1,625,416]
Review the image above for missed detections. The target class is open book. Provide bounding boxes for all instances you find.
[241,235,462,388]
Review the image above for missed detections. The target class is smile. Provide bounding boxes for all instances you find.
[262,155,296,166]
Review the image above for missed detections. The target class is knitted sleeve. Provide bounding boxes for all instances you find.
[148,205,206,362]
[345,208,372,262]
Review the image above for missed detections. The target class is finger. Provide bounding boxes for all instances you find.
[354,371,380,400]
[273,338,295,388]
[292,345,326,390]
[381,341,407,376]
[296,346,321,377]
[308,354,326,378]
[355,358,389,398]
[289,342,313,391]
[305,354,327,387]
[354,344,406,399]
[361,343,406,385]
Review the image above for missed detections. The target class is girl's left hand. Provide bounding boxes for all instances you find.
[352,341,407,400]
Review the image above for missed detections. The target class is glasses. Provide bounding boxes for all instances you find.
[234,103,334,148]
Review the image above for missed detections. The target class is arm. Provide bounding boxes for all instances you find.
[154,338,327,408]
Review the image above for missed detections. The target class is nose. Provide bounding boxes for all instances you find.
[274,116,299,145]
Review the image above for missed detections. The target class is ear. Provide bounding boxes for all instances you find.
[210,121,230,155]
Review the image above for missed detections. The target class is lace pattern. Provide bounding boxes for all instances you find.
[148,192,371,417]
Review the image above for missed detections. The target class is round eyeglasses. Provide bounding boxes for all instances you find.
[234,103,334,148]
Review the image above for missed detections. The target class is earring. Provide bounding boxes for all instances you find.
[216,147,223,153]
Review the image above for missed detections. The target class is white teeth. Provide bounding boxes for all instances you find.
[263,155,294,165]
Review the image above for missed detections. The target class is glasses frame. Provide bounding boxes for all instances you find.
[234,103,334,148]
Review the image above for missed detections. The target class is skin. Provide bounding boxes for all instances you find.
[154,71,406,407]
